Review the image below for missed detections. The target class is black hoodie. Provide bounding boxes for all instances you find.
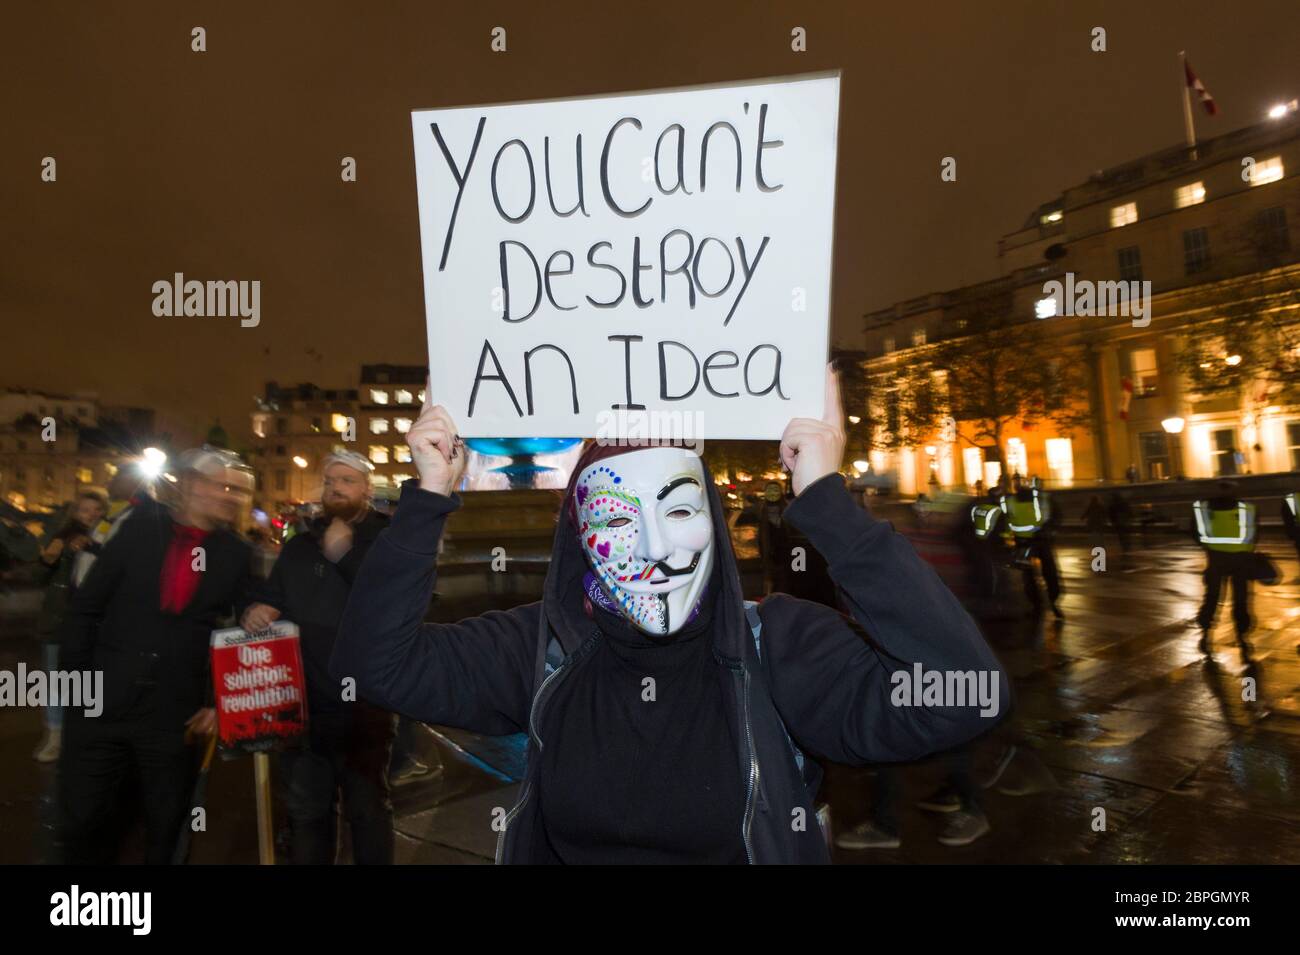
[333,463,1009,864]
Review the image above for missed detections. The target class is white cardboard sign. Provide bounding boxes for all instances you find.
[411,72,840,440]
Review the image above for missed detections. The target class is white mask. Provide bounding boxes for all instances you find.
[575,447,715,636]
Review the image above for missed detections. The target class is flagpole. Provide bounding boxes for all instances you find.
[1180,51,1198,160]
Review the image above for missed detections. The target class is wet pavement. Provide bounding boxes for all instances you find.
[1,535,1296,864]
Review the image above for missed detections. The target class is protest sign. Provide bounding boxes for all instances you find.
[210,622,307,754]
[411,72,840,440]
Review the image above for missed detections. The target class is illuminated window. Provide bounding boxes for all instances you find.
[1039,209,1063,226]
[395,389,414,404]
[76,467,93,484]
[394,417,412,434]
[1130,348,1159,397]
[911,328,926,347]
[1211,428,1238,476]
[417,390,426,404]
[1174,181,1205,208]
[1110,202,1138,228]
[371,474,391,487]
[394,445,412,464]
[1247,156,1284,186]
[1005,438,1027,477]
[331,413,350,433]
[962,447,983,487]
[370,389,390,405]
[1045,438,1074,485]
[1288,421,1300,471]
[883,337,895,354]
[391,473,414,486]
[369,445,390,465]
[252,414,268,438]
[370,418,389,435]
[1035,296,1058,319]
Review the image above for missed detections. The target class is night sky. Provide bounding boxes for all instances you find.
[4,0,1298,445]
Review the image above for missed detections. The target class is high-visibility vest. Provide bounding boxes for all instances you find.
[1193,500,1256,553]
[971,503,1002,540]
[999,490,1049,539]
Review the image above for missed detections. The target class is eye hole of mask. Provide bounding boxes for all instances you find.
[666,507,696,521]
[606,516,633,528]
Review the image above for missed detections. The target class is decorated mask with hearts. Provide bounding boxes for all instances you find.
[575,447,715,635]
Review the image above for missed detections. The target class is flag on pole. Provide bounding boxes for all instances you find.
[1184,59,1218,116]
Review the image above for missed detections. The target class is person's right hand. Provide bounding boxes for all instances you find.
[408,379,467,497]
[241,603,280,633]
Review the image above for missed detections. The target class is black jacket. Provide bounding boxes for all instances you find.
[333,469,1009,864]
[60,501,253,725]
[256,509,389,715]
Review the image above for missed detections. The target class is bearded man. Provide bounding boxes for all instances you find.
[242,450,397,864]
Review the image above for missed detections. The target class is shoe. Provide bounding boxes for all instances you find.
[33,728,61,763]
[389,756,434,784]
[916,785,963,813]
[936,809,990,846]
[834,820,901,850]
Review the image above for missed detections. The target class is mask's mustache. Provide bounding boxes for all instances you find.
[652,552,700,578]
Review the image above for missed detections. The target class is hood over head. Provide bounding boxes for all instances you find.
[540,439,750,661]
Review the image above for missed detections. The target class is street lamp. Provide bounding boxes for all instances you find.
[140,447,166,478]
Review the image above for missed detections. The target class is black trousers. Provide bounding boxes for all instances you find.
[278,708,396,865]
[1017,537,1061,606]
[59,709,197,865]
[1197,550,1251,637]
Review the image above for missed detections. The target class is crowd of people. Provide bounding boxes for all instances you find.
[10,378,1299,863]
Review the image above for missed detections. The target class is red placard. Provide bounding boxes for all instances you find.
[210,622,307,754]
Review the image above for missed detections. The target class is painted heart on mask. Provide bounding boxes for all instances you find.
[597,540,612,559]
[587,534,597,548]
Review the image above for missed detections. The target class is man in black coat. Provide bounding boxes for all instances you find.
[59,447,255,864]
[241,450,396,864]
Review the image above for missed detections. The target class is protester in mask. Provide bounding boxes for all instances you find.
[241,450,398,864]
[33,490,108,762]
[334,369,1008,864]
[59,447,254,864]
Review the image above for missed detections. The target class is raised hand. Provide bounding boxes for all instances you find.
[778,363,846,496]
[408,376,467,497]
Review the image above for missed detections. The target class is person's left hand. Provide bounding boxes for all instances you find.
[321,517,354,563]
[185,707,217,741]
[779,363,846,496]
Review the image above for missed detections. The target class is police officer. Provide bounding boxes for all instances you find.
[1194,481,1257,652]
[969,483,1007,599]
[999,474,1063,618]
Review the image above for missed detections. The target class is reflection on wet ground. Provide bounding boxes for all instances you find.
[1,538,1296,863]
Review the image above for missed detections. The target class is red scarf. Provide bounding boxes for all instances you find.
[160,523,211,614]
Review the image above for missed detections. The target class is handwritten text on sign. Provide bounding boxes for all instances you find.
[411,73,840,439]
